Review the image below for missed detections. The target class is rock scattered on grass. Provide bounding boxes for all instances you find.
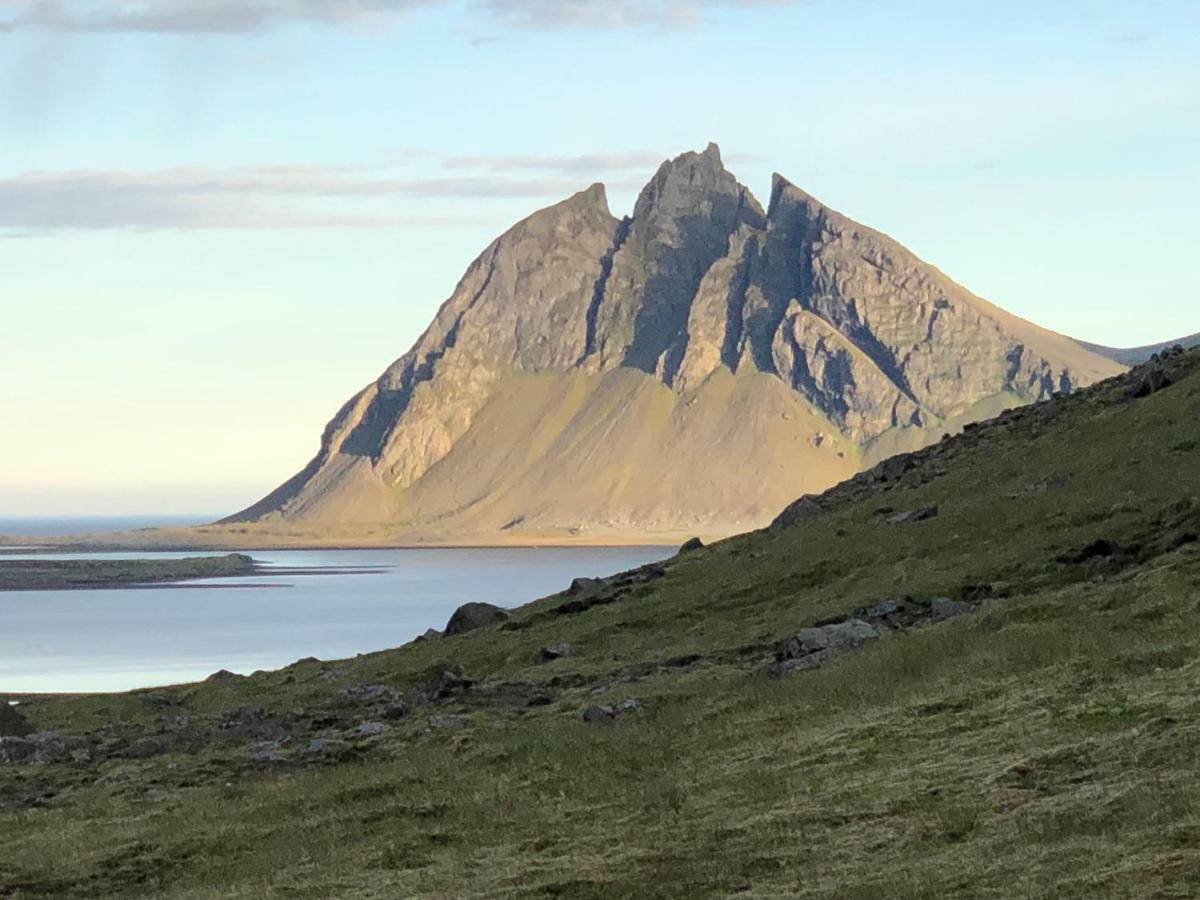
[444,602,509,636]
[582,699,641,724]
[536,641,573,664]
[930,597,977,620]
[428,715,470,730]
[886,506,939,525]
[769,620,880,677]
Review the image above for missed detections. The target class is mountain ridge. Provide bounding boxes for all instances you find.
[221,144,1123,543]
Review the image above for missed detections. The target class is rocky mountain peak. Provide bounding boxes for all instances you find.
[227,146,1126,540]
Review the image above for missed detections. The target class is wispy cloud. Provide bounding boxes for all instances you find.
[0,0,792,34]
[479,0,790,30]
[442,150,667,175]
[0,145,765,234]
[0,163,582,233]
[0,1,435,34]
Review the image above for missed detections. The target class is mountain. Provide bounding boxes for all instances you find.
[11,348,1200,897]
[1078,332,1200,366]
[226,144,1122,544]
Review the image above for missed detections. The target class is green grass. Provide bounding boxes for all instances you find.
[2,350,1200,897]
[0,553,255,592]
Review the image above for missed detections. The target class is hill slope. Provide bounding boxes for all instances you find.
[220,144,1122,545]
[1080,331,1200,366]
[4,347,1199,898]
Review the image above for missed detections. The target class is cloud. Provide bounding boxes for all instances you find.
[0,145,763,234]
[442,150,667,175]
[0,0,793,34]
[0,0,437,34]
[479,0,790,30]
[0,163,582,233]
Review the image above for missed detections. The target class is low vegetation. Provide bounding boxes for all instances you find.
[1,349,1198,898]
[0,554,255,592]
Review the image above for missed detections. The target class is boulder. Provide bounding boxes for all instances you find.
[769,619,880,677]
[567,577,601,595]
[582,705,615,724]
[0,703,35,738]
[536,641,574,664]
[679,537,704,553]
[443,602,509,636]
[776,619,880,661]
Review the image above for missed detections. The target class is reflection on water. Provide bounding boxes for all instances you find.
[0,546,671,694]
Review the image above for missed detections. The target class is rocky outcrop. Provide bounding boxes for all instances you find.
[225,144,1124,539]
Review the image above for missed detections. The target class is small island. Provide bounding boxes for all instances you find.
[0,553,257,591]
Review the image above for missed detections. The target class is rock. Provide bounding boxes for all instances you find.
[582,705,615,724]
[335,684,393,704]
[886,506,940,525]
[615,699,641,713]
[353,721,388,738]
[0,703,35,738]
[679,537,704,553]
[246,739,286,763]
[536,642,574,664]
[0,732,95,766]
[770,619,881,676]
[415,628,441,642]
[381,701,410,721]
[1128,369,1172,399]
[205,669,243,683]
[428,715,470,730]
[930,597,977,620]
[567,577,601,595]
[122,736,171,759]
[444,602,509,636]
[776,619,880,661]
[411,667,476,703]
[772,496,827,529]
[0,737,36,765]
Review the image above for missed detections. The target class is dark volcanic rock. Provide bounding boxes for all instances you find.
[679,537,704,553]
[444,602,509,636]
[0,703,35,738]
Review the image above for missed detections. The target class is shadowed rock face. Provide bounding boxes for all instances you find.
[226,144,1123,537]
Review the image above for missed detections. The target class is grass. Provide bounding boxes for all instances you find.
[0,553,255,591]
[1,349,1200,897]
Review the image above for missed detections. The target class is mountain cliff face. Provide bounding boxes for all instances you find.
[227,144,1123,542]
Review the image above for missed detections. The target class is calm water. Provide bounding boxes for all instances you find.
[0,547,671,694]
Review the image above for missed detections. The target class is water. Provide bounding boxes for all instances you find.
[0,546,671,694]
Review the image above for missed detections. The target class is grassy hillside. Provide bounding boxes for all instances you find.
[1,347,1198,898]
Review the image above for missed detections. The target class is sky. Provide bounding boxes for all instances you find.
[1,0,1197,517]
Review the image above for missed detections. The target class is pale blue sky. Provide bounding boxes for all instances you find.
[1,0,1197,516]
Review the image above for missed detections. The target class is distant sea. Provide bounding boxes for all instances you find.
[0,515,218,537]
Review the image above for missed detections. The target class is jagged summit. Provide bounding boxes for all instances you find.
[224,146,1124,542]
